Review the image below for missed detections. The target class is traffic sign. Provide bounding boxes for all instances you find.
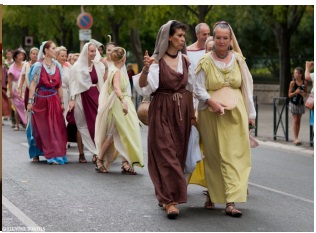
[77,12,93,29]
[79,29,92,41]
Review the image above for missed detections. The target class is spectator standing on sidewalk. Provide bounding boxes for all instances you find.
[288,67,307,145]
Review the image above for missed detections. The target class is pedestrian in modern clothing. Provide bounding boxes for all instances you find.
[27,40,68,164]
[7,48,27,130]
[94,47,144,174]
[194,21,256,217]
[133,20,195,219]
[68,42,105,164]
[288,67,307,145]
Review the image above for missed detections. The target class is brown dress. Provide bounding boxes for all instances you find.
[148,56,192,205]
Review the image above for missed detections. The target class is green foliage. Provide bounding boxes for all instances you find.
[2,5,313,90]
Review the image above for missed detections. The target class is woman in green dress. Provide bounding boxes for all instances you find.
[194,21,256,217]
[94,47,144,174]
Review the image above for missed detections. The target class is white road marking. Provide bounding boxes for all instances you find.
[2,196,43,231]
[248,182,314,204]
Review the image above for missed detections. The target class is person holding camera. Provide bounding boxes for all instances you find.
[288,67,307,145]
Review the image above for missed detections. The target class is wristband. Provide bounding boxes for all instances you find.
[118,96,124,101]
[70,95,76,101]
[28,98,34,104]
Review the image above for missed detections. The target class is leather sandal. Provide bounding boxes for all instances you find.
[165,202,179,219]
[203,191,215,209]
[95,158,108,173]
[32,156,40,163]
[92,154,97,164]
[79,153,87,163]
[225,203,242,217]
[121,161,137,175]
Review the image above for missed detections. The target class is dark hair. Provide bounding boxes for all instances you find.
[13,49,27,61]
[294,67,305,81]
[169,21,188,36]
[43,41,54,55]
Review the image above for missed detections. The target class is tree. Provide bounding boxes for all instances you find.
[258,6,306,97]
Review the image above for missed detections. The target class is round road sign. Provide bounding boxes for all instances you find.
[77,13,93,29]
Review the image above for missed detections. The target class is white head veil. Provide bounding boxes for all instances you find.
[69,42,104,96]
[37,41,48,61]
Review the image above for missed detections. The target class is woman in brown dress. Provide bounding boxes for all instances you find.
[133,20,195,219]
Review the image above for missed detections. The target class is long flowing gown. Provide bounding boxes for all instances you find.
[7,63,27,124]
[2,66,10,116]
[197,54,251,204]
[30,63,68,164]
[148,56,192,205]
[95,67,144,169]
[74,66,99,154]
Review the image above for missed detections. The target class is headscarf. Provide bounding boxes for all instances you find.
[228,25,242,56]
[89,39,105,50]
[69,42,105,96]
[37,41,48,61]
[152,20,187,62]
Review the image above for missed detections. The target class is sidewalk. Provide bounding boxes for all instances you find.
[132,92,313,152]
[254,104,313,151]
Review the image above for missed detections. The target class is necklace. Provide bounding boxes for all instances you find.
[43,60,54,84]
[215,50,229,59]
[165,51,178,59]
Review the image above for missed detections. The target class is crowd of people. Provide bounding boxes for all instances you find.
[2,20,314,220]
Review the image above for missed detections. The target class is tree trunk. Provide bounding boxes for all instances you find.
[276,27,292,98]
[130,28,143,73]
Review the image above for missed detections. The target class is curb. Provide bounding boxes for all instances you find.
[256,139,314,155]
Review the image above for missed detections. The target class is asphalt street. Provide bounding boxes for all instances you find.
[2,119,314,232]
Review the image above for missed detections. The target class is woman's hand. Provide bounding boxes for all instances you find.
[18,88,22,99]
[249,119,255,129]
[68,100,75,111]
[143,50,155,71]
[121,99,128,115]
[207,99,226,115]
[191,117,197,127]
[27,103,33,112]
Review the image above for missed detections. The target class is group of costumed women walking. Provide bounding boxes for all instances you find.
[8,19,256,220]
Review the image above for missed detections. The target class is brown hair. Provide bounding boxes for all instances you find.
[43,41,55,55]
[110,47,126,63]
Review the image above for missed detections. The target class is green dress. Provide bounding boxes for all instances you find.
[196,53,251,204]
[95,67,144,169]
